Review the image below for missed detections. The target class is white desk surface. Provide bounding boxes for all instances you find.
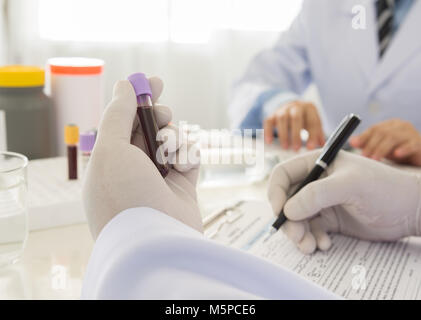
[1,159,274,300]
[0,185,269,300]
[0,223,93,299]
[2,145,420,300]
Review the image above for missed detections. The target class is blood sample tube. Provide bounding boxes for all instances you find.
[128,73,170,177]
[80,130,96,175]
[64,124,79,180]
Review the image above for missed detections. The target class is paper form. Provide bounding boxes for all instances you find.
[249,229,421,300]
[205,201,274,249]
[207,200,421,300]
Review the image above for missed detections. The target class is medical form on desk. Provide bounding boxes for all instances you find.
[206,200,421,300]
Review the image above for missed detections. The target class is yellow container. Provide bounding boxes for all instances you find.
[0,65,45,88]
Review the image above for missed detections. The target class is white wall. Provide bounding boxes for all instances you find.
[6,0,320,130]
[0,0,7,65]
[11,32,280,129]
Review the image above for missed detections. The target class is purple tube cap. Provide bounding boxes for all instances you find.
[127,73,152,103]
[80,131,96,152]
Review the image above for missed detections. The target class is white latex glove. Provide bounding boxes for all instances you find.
[83,77,203,239]
[268,150,421,254]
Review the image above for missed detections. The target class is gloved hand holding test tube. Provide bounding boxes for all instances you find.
[128,73,170,177]
[83,76,203,239]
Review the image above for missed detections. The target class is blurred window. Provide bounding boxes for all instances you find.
[38,0,303,43]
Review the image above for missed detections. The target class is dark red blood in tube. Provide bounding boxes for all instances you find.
[137,107,170,177]
[67,145,78,180]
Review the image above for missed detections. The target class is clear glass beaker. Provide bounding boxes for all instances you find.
[0,152,28,267]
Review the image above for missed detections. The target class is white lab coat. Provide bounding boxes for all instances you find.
[229,0,421,135]
[81,207,338,299]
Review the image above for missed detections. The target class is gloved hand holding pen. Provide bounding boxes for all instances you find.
[82,77,203,239]
[268,150,421,254]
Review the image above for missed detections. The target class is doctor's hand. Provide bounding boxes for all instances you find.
[350,119,421,166]
[267,150,421,255]
[83,78,203,239]
[264,101,325,151]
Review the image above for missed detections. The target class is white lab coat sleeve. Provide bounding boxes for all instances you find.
[228,1,312,130]
[81,207,338,300]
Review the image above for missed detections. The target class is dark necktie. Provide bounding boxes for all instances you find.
[376,0,395,57]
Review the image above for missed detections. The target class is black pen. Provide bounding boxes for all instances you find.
[270,113,361,234]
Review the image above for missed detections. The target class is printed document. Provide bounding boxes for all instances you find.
[207,200,421,299]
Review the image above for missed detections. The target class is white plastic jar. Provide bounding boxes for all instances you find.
[47,57,104,155]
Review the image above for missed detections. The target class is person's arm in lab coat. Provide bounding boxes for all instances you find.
[229,1,325,150]
[81,77,337,299]
[229,1,312,131]
[82,206,337,299]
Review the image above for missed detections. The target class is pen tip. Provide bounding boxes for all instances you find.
[269,227,277,236]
